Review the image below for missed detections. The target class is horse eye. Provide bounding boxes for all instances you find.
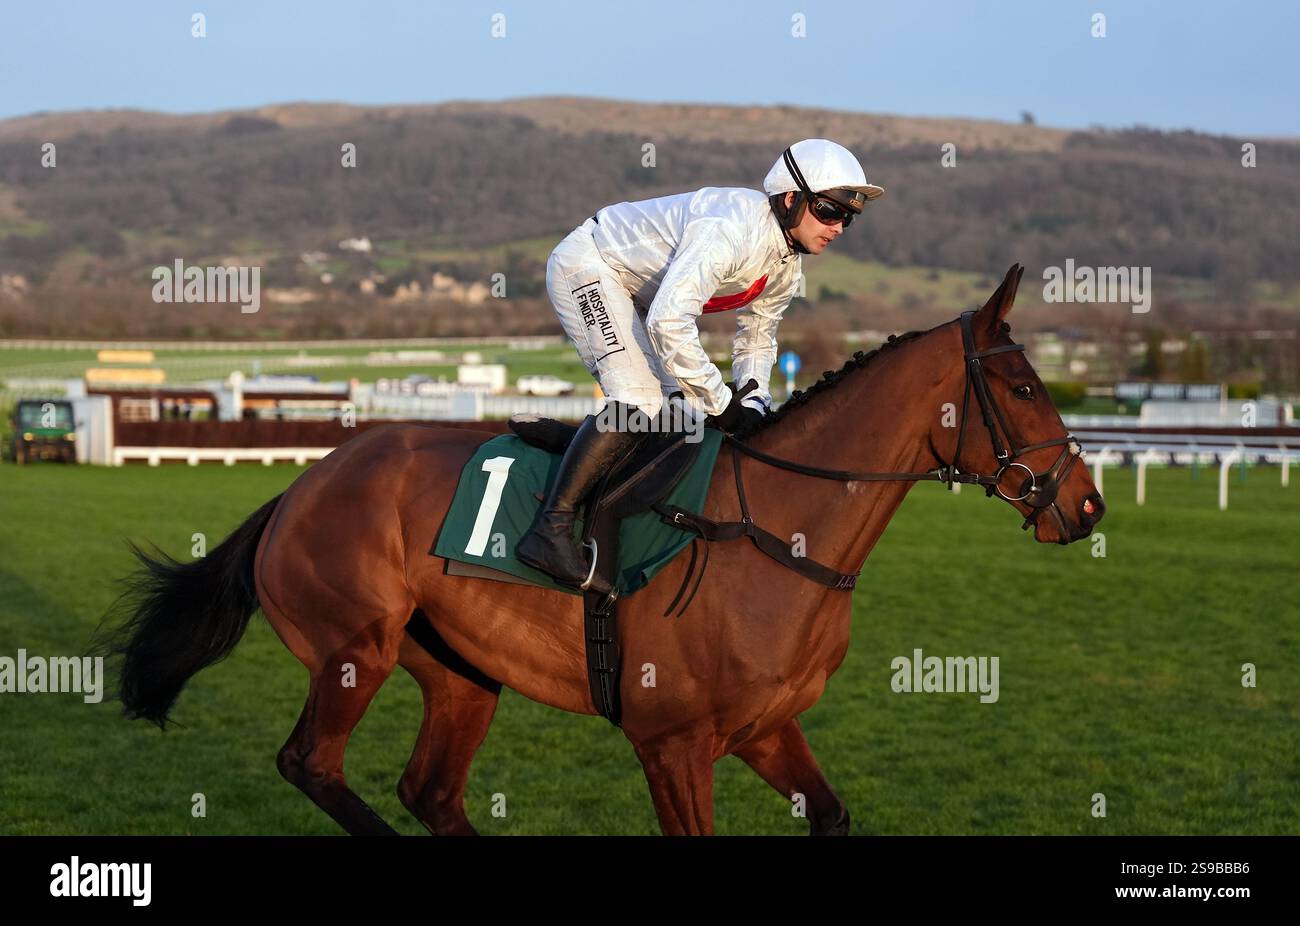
[1013,385,1034,401]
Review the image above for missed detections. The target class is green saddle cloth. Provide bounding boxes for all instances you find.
[432,429,723,596]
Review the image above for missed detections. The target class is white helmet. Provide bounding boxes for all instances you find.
[763,138,885,210]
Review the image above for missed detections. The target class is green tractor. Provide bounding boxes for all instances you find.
[10,399,77,464]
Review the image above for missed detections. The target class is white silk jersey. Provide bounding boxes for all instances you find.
[588,186,802,416]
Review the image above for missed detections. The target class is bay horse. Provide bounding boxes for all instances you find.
[104,265,1104,835]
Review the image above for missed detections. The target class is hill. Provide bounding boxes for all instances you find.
[1,96,1296,285]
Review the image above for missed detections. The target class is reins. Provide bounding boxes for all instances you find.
[654,311,1084,616]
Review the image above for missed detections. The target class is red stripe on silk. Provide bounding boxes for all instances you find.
[702,274,768,313]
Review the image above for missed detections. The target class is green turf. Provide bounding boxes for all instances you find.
[0,342,740,391]
[0,342,590,387]
[0,461,1295,835]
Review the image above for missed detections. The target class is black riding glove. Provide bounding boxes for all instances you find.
[739,405,765,432]
[708,379,760,432]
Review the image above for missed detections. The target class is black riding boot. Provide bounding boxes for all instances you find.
[516,409,647,587]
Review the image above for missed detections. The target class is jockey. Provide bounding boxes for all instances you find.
[516,138,885,588]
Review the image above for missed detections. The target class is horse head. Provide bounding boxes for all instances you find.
[925,264,1105,544]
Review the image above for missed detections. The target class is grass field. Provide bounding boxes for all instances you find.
[0,341,575,383]
[0,460,1296,835]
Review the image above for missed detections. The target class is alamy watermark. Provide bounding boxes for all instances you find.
[595,397,707,443]
[0,649,104,703]
[890,648,999,703]
[49,856,150,906]
[152,259,261,314]
[1043,259,1151,314]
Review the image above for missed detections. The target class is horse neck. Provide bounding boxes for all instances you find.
[740,324,963,574]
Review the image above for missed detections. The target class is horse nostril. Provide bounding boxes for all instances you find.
[1081,493,1105,524]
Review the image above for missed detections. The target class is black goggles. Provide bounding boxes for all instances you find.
[808,193,861,227]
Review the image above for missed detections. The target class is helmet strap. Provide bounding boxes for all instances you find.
[779,147,816,254]
[769,191,811,255]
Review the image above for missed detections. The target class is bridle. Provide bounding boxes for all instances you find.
[940,309,1084,538]
[716,310,1084,535]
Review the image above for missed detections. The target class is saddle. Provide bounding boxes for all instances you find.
[507,413,704,726]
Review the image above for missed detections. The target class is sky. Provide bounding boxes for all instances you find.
[1,0,1296,137]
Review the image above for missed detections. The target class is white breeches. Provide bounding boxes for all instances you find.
[545,217,683,419]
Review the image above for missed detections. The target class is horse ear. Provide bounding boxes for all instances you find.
[975,263,1023,331]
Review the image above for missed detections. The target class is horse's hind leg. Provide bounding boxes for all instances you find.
[395,623,501,835]
[275,616,406,835]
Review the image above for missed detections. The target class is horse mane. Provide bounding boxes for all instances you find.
[734,328,929,441]
[734,316,1017,441]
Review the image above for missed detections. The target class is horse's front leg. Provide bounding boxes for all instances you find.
[631,731,716,835]
[734,716,850,835]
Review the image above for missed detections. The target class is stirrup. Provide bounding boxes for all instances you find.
[579,538,599,590]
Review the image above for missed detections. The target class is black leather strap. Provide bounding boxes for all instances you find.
[582,586,620,725]
[661,537,702,618]
[725,435,997,487]
[654,501,859,591]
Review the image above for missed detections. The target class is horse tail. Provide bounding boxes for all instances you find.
[99,493,283,729]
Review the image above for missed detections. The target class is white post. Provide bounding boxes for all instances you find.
[1280,445,1290,488]
[1093,446,1108,497]
[1219,452,1241,511]
[1136,449,1159,506]
[228,370,244,421]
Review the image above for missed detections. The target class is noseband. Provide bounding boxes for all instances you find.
[941,310,1083,537]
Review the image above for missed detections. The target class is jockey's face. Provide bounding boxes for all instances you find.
[784,191,842,254]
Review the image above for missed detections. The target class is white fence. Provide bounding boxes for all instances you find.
[353,391,603,420]
[0,335,563,352]
[111,446,335,467]
[1071,428,1300,510]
